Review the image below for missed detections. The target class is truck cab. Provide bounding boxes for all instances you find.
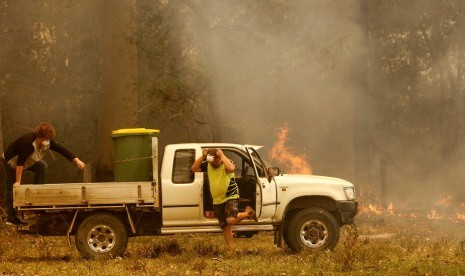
[159,143,277,232]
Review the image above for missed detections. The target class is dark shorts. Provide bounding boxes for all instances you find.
[213,199,239,229]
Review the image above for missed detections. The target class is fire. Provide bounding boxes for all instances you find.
[363,203,384,215]
[434,193,453,208]
[386,202,395,215]
[268,125,312,175]
[359,202,395,215]
[427,209,442,220]
[453,212,465,221]
[358,194,465,222]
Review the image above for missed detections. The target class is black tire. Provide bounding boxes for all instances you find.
[233,231,257,238]
[75,212,128,259]
[243,231,255,238]
[0,207,6,223]
[283,207,339,253]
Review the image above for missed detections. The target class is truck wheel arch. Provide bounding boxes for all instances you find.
[283,196,339,224]
[71,210,132,235]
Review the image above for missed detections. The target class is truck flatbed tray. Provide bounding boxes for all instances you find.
[13,182,155,208]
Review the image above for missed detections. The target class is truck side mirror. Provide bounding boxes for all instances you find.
[267,167,281,178]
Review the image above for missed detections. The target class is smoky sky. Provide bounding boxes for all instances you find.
[3,0,464,209]
[172,0,465,208]
[177,1,364,180]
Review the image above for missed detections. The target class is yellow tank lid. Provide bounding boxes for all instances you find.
[111,128,160,136]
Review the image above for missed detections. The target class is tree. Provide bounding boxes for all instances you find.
[131,0,221,143]
[97,0,139,181]
[0,1,101,183]
[365,0,465,199]
[353,0,373,189]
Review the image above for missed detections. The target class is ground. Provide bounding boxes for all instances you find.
[0,206,465,275]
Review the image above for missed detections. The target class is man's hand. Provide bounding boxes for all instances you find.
[216,149,224,158]
[267,167,276,177]
[216,149,235,173]
[73,158,86,170]
[192,149,209,172]
[13,182,20,186]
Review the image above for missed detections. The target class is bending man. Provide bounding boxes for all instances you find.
[2,122,85,226]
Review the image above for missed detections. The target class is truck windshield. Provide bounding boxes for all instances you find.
[255,149,275,170]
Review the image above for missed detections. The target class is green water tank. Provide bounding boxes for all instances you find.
[111,128,159,182]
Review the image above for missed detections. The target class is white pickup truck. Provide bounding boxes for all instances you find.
[13,137,358,258]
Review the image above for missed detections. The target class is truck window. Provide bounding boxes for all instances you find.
[172,149,195,184]
[249,150,267,178]
[224,150,243,177]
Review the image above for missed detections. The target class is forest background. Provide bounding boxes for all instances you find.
[1,0,464,210]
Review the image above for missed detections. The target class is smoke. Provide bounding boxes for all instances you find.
[174,0,465,210]
[362,0,465,209]
[180,0,364,181]
[4,0,463,211]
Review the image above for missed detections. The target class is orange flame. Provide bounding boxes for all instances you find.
[268,125,312,175]
[427,209,442,220]
[358,194,465,222]
[434,193,453,208]
[453,212,465,221]
[386,202,395,215]
[359,202,395,215]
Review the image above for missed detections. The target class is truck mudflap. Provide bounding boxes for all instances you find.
[336,201,358,224]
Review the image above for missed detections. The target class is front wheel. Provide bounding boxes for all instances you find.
[283,207,339,253]
[75,212,128,259]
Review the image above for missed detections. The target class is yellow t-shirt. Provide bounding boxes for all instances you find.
[208,163,239,204]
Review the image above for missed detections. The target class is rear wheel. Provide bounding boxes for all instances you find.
[233,231,257,238]
[0,207,6,223]
[283,207,339,253]
[75,212,128,259]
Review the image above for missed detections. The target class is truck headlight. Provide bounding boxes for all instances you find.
[344,187,356,200]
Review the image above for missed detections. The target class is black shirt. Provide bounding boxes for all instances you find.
[3,133,76,166]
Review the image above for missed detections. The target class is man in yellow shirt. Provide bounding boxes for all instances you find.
[191,148,256,251]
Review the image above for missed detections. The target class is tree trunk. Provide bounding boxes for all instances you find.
[0,101,4,202]
[97,0,138,181]
[353,0,372,187]
[0,103,3,153]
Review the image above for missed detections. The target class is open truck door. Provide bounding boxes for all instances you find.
[246,146,277,221]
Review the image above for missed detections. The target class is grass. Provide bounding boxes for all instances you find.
[1,214,465,275]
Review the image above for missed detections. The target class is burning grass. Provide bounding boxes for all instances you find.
[1,209,465,275]
[358,192,465,224]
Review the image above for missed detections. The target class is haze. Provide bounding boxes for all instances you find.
[1,0,464,210]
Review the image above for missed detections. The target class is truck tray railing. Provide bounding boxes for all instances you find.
[13,182,157,210]
[16,203,154,211]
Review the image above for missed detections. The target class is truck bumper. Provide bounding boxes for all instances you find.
[336,201,358,224]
